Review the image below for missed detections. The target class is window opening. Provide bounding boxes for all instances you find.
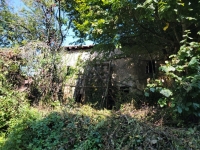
[76,94,82,103]
[146,60,155,74]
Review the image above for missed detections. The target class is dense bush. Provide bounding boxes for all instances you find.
[145,31,200,119]
[2,106,103,150]
[0,50,28,132]
[0,49,34,147]
[1,105,200,150]
[3,112,64,150]
[2,107,41,150]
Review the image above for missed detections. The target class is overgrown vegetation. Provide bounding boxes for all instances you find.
[145,30,200,125]
[1,104,200,150]
[1,0,200,149]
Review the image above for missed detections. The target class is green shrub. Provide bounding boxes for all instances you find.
[0,49,29,133]
[2,111,65,150]
[74,131,102,150]
[1,105,200,150]
[2,107,41,150]
[145,30,200,118]
[0,89,28,130]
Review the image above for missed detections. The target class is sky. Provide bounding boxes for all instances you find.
[6,0,93,46]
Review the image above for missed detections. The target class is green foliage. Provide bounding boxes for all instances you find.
[19,41,67,104]
[2,105,200,150]
[0,0,66,47]
[1,1,200,149]
[0,48,35,148]
[62,0,200,55]
[2,107,41,150]
[1,0,67,104]
[2,105,107,150]
[0,49,28,132]
[0,89,27,131]
[75,131,102,150]
[145,30,200,117]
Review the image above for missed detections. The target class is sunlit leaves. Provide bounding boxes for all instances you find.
[146,30,200,116]
[188,57,198,68]
[62,0,200,53]
[159,89,173,97]
[158,98,167,107]
[160,65,175,73]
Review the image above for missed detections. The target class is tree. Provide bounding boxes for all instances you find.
[0,0,23,47]
[18,0,69,104]
[1,0,69,104]
[0,0,68,48]
[0,0,48,47]
[62,0,200,54]
[21,0,67,48]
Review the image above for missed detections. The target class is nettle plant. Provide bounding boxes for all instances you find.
[145,30,200,116]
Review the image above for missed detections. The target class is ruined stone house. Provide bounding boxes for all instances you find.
[62,45,166,109]
[0,43,166,108]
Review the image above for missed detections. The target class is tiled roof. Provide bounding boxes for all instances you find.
[63,45,94,51]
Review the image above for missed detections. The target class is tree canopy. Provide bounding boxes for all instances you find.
[62,0,200,53]
[0,0,67,48]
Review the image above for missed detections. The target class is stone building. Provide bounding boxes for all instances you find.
[62,45,165,109]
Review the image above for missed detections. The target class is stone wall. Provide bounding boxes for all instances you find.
[62,48,164,107]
